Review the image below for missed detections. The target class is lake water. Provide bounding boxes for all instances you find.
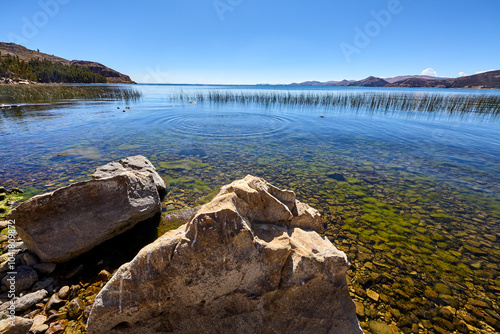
[1,84,499,332]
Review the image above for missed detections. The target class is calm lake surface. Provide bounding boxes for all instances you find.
[1,84,499,332]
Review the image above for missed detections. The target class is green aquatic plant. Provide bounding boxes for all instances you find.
[0,187,23,219]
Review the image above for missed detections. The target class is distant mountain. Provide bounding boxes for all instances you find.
[385,77,448,88]
[448,70,500,89]
[347,76,389,87]
[289,79,354,86]
[383,75,448,84]
[0,42,135,84]
[288,71,499,89]
[388,70,500,89]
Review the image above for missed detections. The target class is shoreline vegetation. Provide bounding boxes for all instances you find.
[177,91,500,118]
[0,84,142,104]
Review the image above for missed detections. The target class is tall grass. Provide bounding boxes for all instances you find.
[0,84,142,104]
[177,91,500,117]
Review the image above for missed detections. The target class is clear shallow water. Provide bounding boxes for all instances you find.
[1,84,500,332]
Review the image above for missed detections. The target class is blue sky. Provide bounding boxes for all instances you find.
[1,0,499,84]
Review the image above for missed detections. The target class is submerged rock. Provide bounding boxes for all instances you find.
[7,171,161,263]
[87,175,362,334]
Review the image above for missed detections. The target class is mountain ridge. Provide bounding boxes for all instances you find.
[288,71,500,89]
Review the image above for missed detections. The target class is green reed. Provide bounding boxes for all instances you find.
[177,91,500,117]
[0,84,142,104]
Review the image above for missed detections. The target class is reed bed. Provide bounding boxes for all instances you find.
[177,91,500,117]
[0,84,142,104]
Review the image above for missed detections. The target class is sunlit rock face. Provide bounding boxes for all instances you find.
[87,175,362,334]
[7,156,164,263]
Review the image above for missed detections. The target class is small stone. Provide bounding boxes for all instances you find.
[434,282,451,295]
[439,294,459,308]
[355,300,365,317]
[1,265,38,292]
[33,262,57,275]
[440,305,456,319]
[45,312,68,324]
[389,307,401,318]
[467,298,490,308]
[32,277,55,291]
[470,261,482,270]
[435,317,454,331]
[45,319,68,334]
[97,269,111,281]
[21,252,40,266]
[411,323,419,333]
[15,289,48,312]
[433,325,448,334]
[424,287,438,299]
[421,319,433,328]
[2,241,27,253]
[369,320,393,334]
[58,286,70,299]
[45,293,66,312]
[388,324,400,334]
[67,297,85,318]
[30,314,47,330]
[484,234,497,242]
[32,324,49,334]
[366,289,380,302]
[463,313,481,327]
[0,316,33,333]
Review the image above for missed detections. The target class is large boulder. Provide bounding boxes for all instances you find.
[7,171,160,263]
[92,155,166,200]
[87,175,362,334]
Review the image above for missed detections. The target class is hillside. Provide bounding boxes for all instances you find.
[348,76,389,87]
[383,75,448,84]
[387,70,500,89]
[289,71,500,89]
[0,42,135,84]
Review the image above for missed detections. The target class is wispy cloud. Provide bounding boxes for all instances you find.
[420,68,437,76]
[475,69,495,74]
[459,72,467,77]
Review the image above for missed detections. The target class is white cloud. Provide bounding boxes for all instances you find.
[459,72,467,77]
[475,69,495,74]
[420,68,437,76]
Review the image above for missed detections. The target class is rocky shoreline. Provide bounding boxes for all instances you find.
[0,157,363,333]
[1,156,499,333]
[0,78,38,85]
